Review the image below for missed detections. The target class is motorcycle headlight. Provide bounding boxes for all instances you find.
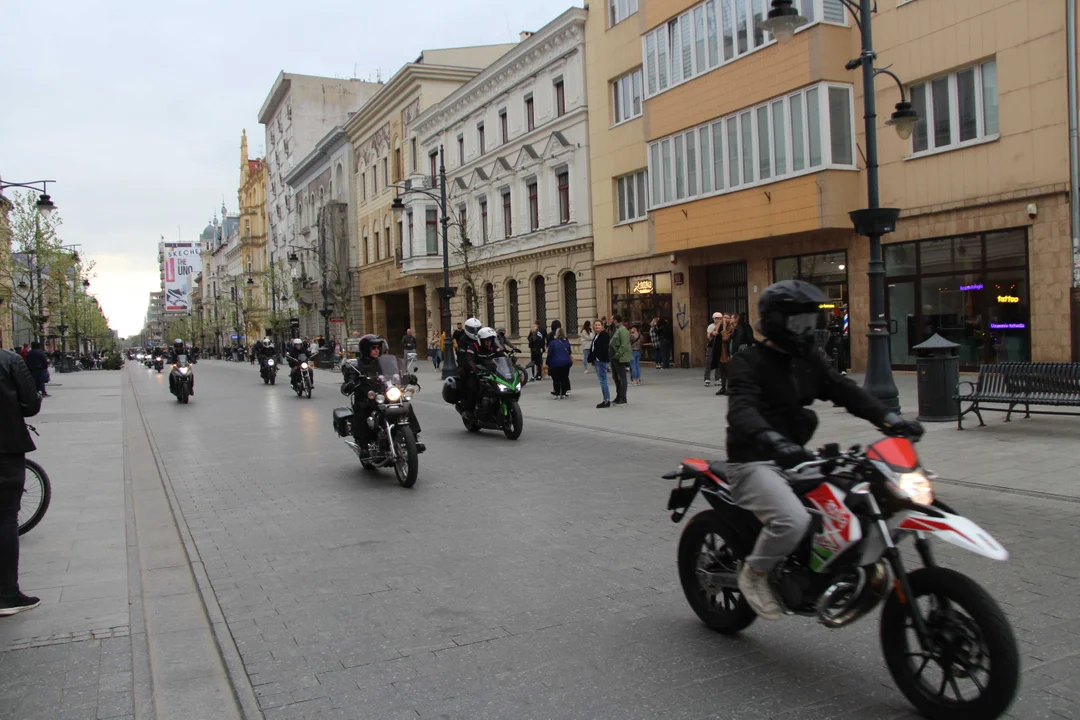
[179,367,189,375]
[267,359,274,366]
[385,387,402,403]
[301,362,309,370]
[896,472,934,506]
[404,389,414,401]
[375,393,385,404]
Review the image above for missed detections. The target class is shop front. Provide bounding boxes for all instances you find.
[774,249,850,370]
[883,229,1029,370]
[610,271,673,361]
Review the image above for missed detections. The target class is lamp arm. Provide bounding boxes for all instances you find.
[874,67,908,102]
[389,184,444,208]
[0,180,55,193]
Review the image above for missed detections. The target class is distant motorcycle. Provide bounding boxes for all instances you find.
[259,356,278,385]
[153,355,164,372]
[288,353,313,398]
[170,355,194,404]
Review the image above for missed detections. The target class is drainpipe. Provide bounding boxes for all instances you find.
[1069,0,1080,358]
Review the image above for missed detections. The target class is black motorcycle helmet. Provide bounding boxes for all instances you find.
[358,334,387,361]
[757,280,828,355]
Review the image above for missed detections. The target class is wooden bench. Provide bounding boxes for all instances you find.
[955,362,1080,429]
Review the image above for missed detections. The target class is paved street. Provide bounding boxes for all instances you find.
[2,360,1079,719]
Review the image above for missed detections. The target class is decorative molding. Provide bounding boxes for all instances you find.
[355,123,391,169]
[401,98,422,129]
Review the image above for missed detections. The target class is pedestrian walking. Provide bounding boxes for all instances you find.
[579,321,594,373]
[649,319,661,369]
[589,320,611,408]
[402,328,418,373]
[629,324,643,385]
[657,317,674,368]
[0,346,43,616]
[729,311,755,356]
[716,314,734,395]
[608,314,631,405]
[705,312,723,387]
[452,322,466,351]
[545,326,573,399]
[18,344,29,361]
[429,327,443,369]
[525,323,546,381]
[24,342,49,397]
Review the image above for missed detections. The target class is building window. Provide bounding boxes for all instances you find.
[533,275,547,328]
[411,138,417,172]
[407,212,414,256]
[425,209,438,255]
[457,135,465,166]
[909,59,998,156]
[527,181,539,231]
[373,164,378,194]
[361,172,366,201]
[363,234,369,264]
[613,68,644,125]
[485,283,496,327]
[429,151,438,181]
[465,286,476,319]
[554,78,566,117]
[502,189,513,238]
[479,197,489,243]
[508,279,520,335]
[394,148,402,182]
[616,170,648,224]
[374,230,380,260]
[499,109,508,144]
[478,123,486,155]
[525,95,535,131]
[610,0,639,26]
[557,170,570,224]
[563,272,578,336]
[647,82,854,210]
[458,205,468,244]
[643,0,847,99]
[382,158,389,189]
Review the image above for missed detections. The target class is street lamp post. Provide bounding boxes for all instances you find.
[763,0,918,411]
[391,145,457,380]
[1,180,57,346]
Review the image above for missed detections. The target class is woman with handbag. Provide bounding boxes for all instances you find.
[545,327,573,399]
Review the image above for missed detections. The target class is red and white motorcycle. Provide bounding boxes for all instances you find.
[666,437,1019,720]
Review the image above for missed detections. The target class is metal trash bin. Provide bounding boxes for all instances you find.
[60,354,75,373]
[912,333,960,422]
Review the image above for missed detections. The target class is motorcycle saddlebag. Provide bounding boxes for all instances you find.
[441,377,460,405]
[332,407,354,437]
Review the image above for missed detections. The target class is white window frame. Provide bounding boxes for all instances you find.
[645,82,856,211]
[615,170,649,225]
[612,67,644,126]
[609,0,639,28]
[906,59,1000,160]
[642,0,848,100]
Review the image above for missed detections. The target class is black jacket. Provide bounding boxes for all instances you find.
[527,331,546,354]
[729,323,755,355]
[725,343,889,463]
[0,349,42,454]
[25,348,49,373]
[590,331,610,363]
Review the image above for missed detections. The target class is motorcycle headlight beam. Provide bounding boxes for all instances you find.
[897,472,934,506]
[179,367,189,375]
[301,362,309,370]
[385,387,402,403]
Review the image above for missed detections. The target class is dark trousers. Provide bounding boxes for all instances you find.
[611,360,629,401]
[30,370,46,395]
[0,453,26,600]
[549,366,571,396]
[525,352,544,379]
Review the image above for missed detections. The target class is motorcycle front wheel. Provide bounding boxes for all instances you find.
[181,383,189,404]
[18,459,51,535]
[270,373,275,385]
[880,567,1019,720]
[393,426,418,488]
[305,376,312,398]
[502,399,523,440]
[677,510,757,635]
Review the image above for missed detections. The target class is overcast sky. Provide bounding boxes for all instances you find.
[1,0,583,338]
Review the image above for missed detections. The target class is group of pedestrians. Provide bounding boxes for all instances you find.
[703,311,754,395]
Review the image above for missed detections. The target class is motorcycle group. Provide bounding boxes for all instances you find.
[132,280,1020,719]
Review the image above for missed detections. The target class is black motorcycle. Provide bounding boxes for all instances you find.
[288,353,313,398]
[169,355,194,404]
[333,355,424,488]
[259,355,278,385]
[444,356,523,439]
[153,355,164,372]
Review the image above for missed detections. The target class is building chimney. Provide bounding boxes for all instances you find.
[520,31,534,42]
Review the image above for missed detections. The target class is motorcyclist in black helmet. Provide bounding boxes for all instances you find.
[725,280,923,621]
[167,339,193,395]
[350,334,422,455]
[495,327,518,354]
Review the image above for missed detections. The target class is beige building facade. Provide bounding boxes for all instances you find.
[345,45,517,355]
[238,130,269,339]
[588,0,1078,371]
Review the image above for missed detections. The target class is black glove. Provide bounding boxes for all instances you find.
[758,430,815,470]
[880,412,924,440]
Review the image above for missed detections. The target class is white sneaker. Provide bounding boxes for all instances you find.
[737,564,783,620]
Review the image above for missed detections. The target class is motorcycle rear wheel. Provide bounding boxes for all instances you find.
[502,400,523,440]
[677,510,757,635]
[880,567,1018,720]
[393,427,418,488]
[462,415,481,433]
[18,459,51,535]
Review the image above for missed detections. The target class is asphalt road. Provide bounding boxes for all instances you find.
[124,359,1080,720]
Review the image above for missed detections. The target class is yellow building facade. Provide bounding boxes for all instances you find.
[589,0,1078,371]
[238,129,268,339]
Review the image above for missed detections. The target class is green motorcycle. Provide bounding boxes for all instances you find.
[447,356,524,440]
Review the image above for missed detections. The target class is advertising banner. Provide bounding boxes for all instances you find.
[163,242,201,312]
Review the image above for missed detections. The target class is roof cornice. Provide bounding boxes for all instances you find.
[283,127,349,186]
[258,72,291,125]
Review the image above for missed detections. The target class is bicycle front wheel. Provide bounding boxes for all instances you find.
[19,459,52,535]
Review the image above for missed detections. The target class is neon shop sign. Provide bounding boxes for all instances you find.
[997,295,1019,304]
[959,283,984,291]
[990,323,1026,330]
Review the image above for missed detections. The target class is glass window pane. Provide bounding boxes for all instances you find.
[722,0,735,60]
[822,0,846,23]
[650,144,661,206]
[772,100,787,175]
[910,84,928,153]
[790,94,805,171]
[885,242,917,276]
[727,117,740,186]
[985,229,1026,268]
[982,60,999,136]
[670,21,682,84]
[657,30,669,89]
[757,106,771,179]
[919,238,955,274]
[800,0,816,24]
[662,139,673,202]
[828,86,853,165]
[987,271,1029,362]
[957,68,977,142]
[632,70,643,116]
[617,177,627,222]
[955,235,982,271]
[681,14,693,78]
[626,176,635,218]
[694,7,706,72]
[623,76,633,120]
[687,132,698,196]
[932,76,951,148]
[740,111,754,183]
[646,34,658,95]
[613,81,622,124]
[699,127,712,193]
[636,171,647,217]
[674,135,686,199]
[752,0,766,47]
[706,0,720,68]
[736,0,748,54]
[807,88,822,167]
[712,121,725,190]
[920,274,984,365]
[774,257,798,281]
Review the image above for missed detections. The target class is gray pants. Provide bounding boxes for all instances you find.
[725,462,811,573]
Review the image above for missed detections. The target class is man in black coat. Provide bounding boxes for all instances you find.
[24,342,49,397]
[0,348,43,615]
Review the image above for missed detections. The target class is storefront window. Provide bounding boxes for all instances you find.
[610,272,673,341]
